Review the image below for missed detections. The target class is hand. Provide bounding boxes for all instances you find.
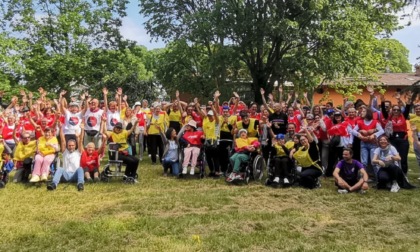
[366,86,374,94]
[268,93,273,101]
[28,92,33,99]
[278,85,283,92]
[116,87,122,96]
[60,90,67,97]
[194,97,198,104]
[214,90,220,98]
[102,87,108,95]
[233,92,239,98]
[393,92,401,100]
[123,95,127,102]
[22,96,28,103]
[260,88,265,95]
[378,160,386,167]
[176,90,180,98]
[287,93,292,100]
[20,89,26,96]
[303,92,308,98]
[294,92,298,99]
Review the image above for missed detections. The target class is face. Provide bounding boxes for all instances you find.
[334,114,342,122]
[287,125,295,134]
[21,134,31,143]
[223,109,230,117]
[250,105,257,113]
[287,108,294,116]
[347,109,356,117]
[299,136,309,146]
[171,129,177,138]
[240,131,247,139]
[109,102,117,112]
[67,140,76,152]
[242,116,250,124]
[378,137,389,148]
[306,117,314,125]
[342,150,352,161]
[44,130,52,138]
[70,105,78,113]
[86,143,95,154]
[392,106,401,116]
[313,106,320,114]
[361,108,367,118]
[7,116,15,124]
[415,105,420,115]
[90,99,99,110]
[113,127,122,134]
[125,108,132,117]
[262,109,269,117]
[186,107,193,115]
[273,103,281,112]
[154,106,161,114]
[293,135,300,144]
[384,102,391,111]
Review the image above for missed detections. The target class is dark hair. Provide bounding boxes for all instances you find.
[377,134,389,143]
[165,127,175,140]
[332,114,343,124]
[342,148,353,156]
[363,107,373,121]
[326,101,333,107]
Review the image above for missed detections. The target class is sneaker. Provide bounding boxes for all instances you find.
[40,174,48,182]
[273,177,280,183]
[86,178,93,183]
[390,181,400,193]
[337,189,348,194]
[133,179,139,183]
[283,178,290,184]
[29,175,40,183]
[189,167,195,175]
[417,177,420,181]
[93,177,100,183]
[47,183,56,191]
[77,183,84,191]
[182,167,188,175]
[226,173,236,182]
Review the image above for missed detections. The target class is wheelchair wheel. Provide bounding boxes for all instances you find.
[252,155,265,180]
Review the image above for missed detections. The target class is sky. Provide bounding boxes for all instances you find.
[120,1,420,68]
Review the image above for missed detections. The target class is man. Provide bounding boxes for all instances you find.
[82,94,104,148]
[268,103,288,136]
[333,148,369,194]
[47,123,84,191]
[12,127,37,183]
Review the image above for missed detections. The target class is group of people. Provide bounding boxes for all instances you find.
[0,85,417,193]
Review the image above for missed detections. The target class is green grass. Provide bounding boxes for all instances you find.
[2,154,420,251]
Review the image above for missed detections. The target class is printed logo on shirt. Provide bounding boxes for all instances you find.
[87,116,98,127]
[69,117,79,126]
[110,118,119,126]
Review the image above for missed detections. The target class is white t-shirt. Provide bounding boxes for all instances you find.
[62,149,81,173]
[106,110,121,131]
[374,145,399,167]
[84,109,103,131]
[64,110,82,135]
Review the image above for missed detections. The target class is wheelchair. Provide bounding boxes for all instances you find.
[265,149,298,188]
[178,141,206,179]
[225,149,265,184]
[100,142,138,184]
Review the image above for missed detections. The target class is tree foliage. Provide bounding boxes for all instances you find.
[140,0,407,103]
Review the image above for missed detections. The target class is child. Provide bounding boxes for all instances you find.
[0,149,14,188]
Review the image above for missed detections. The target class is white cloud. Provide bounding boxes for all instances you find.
[119,17,165,49]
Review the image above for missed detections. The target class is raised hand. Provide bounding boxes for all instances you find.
[28,92,33,99]
[60,90,67,97]
[176,90,180,98]
[116,87,122,96]
[123,95,127,101]
[214,90,220,98]
[102,87,108,95]
[260,88,265,95]
[233,92,239,98]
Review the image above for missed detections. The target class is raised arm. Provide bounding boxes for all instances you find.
[59,122,66,153]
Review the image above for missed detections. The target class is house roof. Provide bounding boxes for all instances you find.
[377,73,420,86]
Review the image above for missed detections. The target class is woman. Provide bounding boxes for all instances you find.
[372,135,414,192]
[160,127,180,176]
[290,127,322,189]
[178,120,204,175]
[227,129,260,182]
[122,107,137,156]
[79,124,106,182]
[388,104,410,174]
[146,104,167,164]
[351,107,384,171]
[29,127,59,182]
[270,133,294,185]
[102,121,139,181]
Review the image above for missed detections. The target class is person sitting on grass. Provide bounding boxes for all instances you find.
[0,148,14,188]
[47,122,84,191]
[227,129,260,182]
[30,127,59,183]
[333,148,369,194]
[79,123,106,182]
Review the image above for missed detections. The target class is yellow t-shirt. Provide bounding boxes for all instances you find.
[203,117,219,140]
[409,113,420,135]
[38,137,58,156]
[168,109,182,124]
[273,141,294,157]
[220,115,237,133]
[14,141,37,161]
[148,113,167,135]
[110,130,129,151]
[235,137,258,149]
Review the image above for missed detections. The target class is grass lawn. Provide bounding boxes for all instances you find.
[1,153,420,252]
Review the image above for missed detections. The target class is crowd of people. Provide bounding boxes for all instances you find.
[0,85,417,193]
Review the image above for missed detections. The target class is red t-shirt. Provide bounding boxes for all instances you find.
[80,151,100,172]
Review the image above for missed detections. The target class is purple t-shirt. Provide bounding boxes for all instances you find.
[336,159,364,182]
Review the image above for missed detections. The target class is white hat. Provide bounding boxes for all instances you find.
[238,129,247,136]
[207,110,214,116]
[187,120,197,129]
[134,101,141,106]
[69,102,79,107]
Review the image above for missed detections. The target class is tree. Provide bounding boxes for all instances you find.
[140,0,406,104]
[1,0,129,93]
[374,39,413,73]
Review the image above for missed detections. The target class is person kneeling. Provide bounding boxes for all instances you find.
[47,123,84,191]
[333,148,369,194]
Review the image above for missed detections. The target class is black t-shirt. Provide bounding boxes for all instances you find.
[269,112,288,135]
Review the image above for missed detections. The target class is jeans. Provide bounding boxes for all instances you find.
[360,142,377,173]
[162,159,179,175]
[52,167,84,186]
[390,137,409,174]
